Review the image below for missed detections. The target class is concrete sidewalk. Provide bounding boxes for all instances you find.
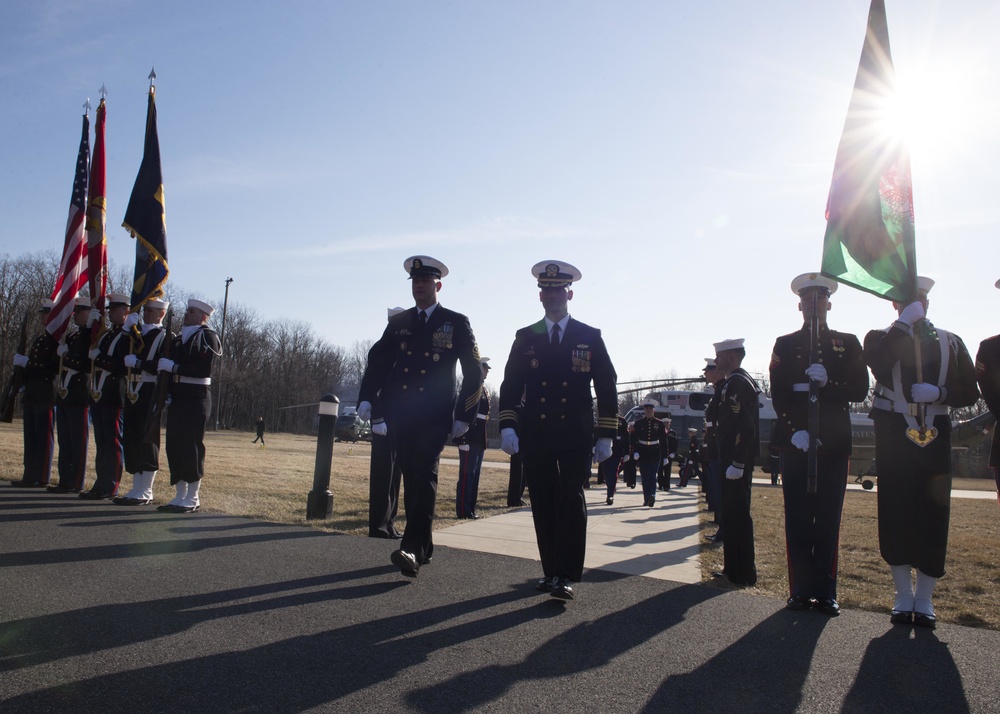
[2,483,999,713]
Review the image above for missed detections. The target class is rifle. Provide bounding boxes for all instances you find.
[806,290,820,494]
[142,311,174,444]
[1,309,32,422]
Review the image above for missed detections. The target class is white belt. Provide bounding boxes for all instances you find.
[176,376,211,386]
[141,374,157,384]
[791,383,810,392]
[704,421,714,427]
[872,396,947,418]
[477,412,488,420]
[637,439,659,446]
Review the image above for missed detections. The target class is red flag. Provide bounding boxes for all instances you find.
[46,111,91,342]
[87,97,108,343]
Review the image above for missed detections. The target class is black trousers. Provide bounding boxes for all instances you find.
[506,451,526,506]
[22,403,54,485]
[368,433,402,538]
[56,404,89,490]
[390,421,449,564]
[123,386,159,474]
[721,463,757,585]
[522,446,591,582]
[91,403,124,495]
[165,386,211,484]
[781,449,848,599]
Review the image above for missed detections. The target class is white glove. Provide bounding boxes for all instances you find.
[669,453,676,459]
[623,453,630,461]
[898,300,925,327]
[500,427,519,455]
[357,401,372,422]
[725,464,744,480]
[123,313,140,331]
[13,354,28,368]
[371,421,387,436]
[805,363,828,388]
[633,452,640,461]
[124,354,139,368]
[594,438,612,463]
[164,395,172,408]
[87,309,101,328]
[458,443,471,452]
[911,383,941,403]
[88,348,100,360]
[451,420,469,441]
[662,457,670,466]
[57,344,69,357]
[157,358,175,373]
[791,430,811,452]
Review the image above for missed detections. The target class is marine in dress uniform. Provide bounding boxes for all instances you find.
[158,299,221,514]
[498,260,618,600]
[864,277,978,628]
[975,278,1000,505]
[657,420,678,492]
[455,357,491,519]
[357,257,483,576]
[679,427,701,487]
[51,298,95,492]
[115,298,171,506]
[11,300,58,488]
[83,293,130,499]
[769,273,869,615]
[630,399,670,507]
[702,358,724,533]
[714,338,759,587]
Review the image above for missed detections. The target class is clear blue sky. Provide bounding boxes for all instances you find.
[2,0,998,392]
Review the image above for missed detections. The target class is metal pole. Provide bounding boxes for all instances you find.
[307,393,340,519]
[214,277,233,431]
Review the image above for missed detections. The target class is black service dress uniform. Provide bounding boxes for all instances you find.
[864,319,978,578]
[19,331,59,486]
[54,324,92,491]
[716,368,760,586]
[123,323,171,478]
[165,325,221,487]
[770,323,869,602]
[88,325,129,497]
[358,305,482,565]
[498,318,618,583]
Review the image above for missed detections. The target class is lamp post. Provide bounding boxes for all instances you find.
[214,277,233,431]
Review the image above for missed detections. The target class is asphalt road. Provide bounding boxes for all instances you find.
[2,486,998,713]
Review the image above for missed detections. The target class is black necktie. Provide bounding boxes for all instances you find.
[550,323,561,346]
[418,310,427,329]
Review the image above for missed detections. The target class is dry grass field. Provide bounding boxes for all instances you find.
[2,422,998,629]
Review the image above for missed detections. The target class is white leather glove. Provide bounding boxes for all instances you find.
[164,395,172,408]
[357,401,372,422]
[594,438,612,463]
[124,354,139,368]
[458,443,471,452]
[669,452,676,459]
[450,420,469,440]
[791,430,811,452]
[911,383,941,403]
[500,427,519,455]
[87,309,101,328]
[57,344,69,357]
[725,464,744,480]
[805,363,828,388]
[623,452,630,461]
[633,452,640,461]
[662,457,670,466]
[157,358,175,373]
[88,348,100,360]
[13,354,28,368]
[371,421,387,436]
[123,313,140,331]
[898,300,925,327]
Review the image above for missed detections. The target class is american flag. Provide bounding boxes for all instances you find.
[87,97,108,345]
[46,111,91,342]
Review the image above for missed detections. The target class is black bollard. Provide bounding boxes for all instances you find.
[307,393,340,519]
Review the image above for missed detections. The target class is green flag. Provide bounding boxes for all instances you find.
[821,0,917,302]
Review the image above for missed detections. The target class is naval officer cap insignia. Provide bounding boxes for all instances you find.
[404,255,448,279]
[188,298,215,317]
[790,272,838,296]
[107,292,130,307]
[39,298,54,312]
[74,296,92,309]
[713,338,745,353]
[917,276,935,293]
[532,260,582,288]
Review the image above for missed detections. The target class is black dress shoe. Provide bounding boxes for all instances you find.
[79,490,113,500]
[815,598,840,616]
[605,497,614,505]
[47,485,74,493]
[705,532,720,542]
[11,480,41,488]
[551,578,574,600]
[535,576,556,592]
[156,503,179,512]
[890,609,913,625]
[390,549,419,577]
[913,612,936,629]
[786,595,812,611]
[647,499,655,508]
[113,496,153,505]
[174,505,200,513]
